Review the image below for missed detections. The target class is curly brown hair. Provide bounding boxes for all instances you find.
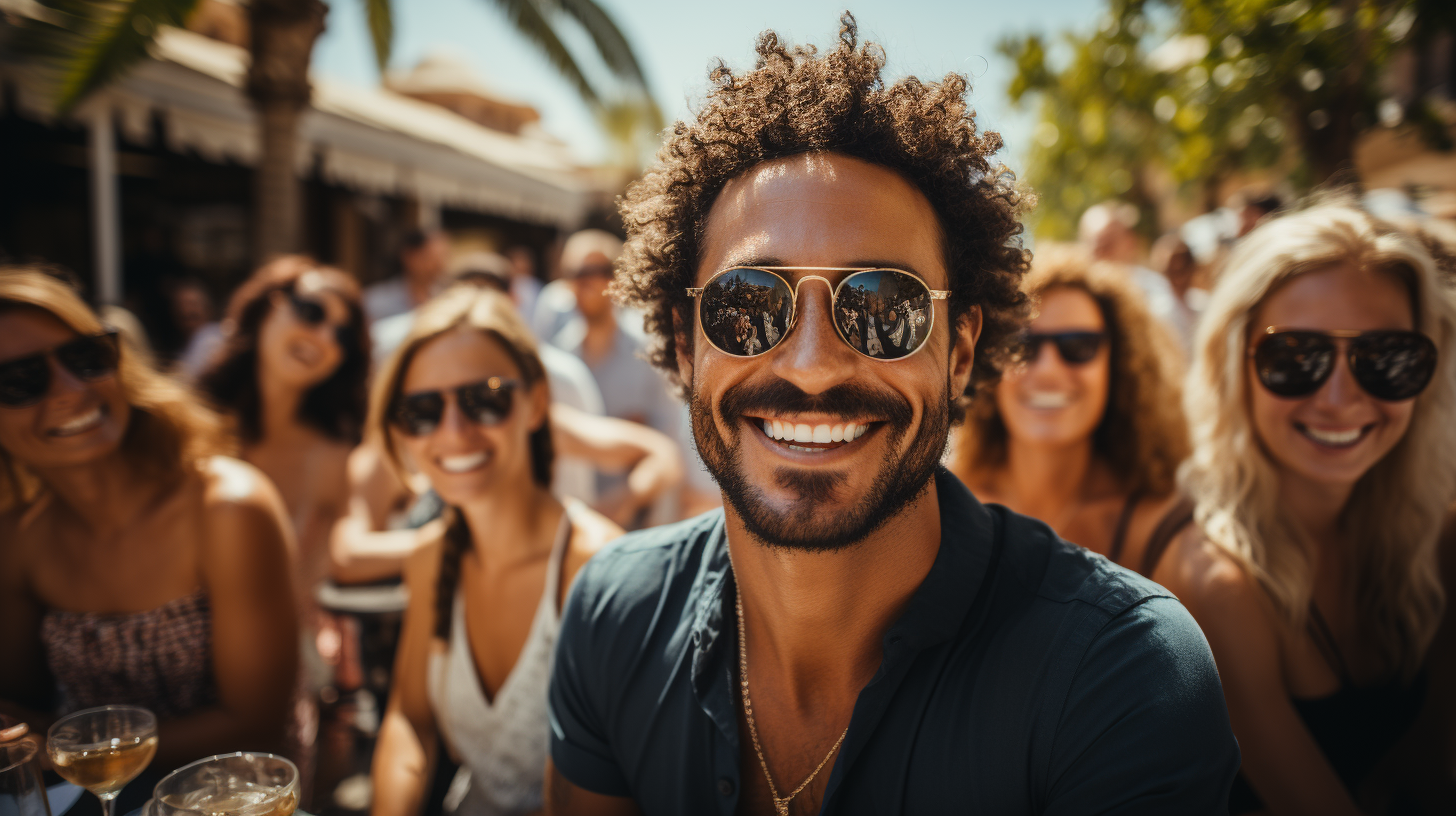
[957,245,1190,497]
[613,13,1031,402]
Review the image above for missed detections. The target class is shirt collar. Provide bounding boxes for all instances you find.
[688,466,997,680]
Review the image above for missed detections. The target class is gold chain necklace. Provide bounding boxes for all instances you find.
[735,584,849,816]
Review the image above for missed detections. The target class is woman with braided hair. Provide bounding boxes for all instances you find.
[368,285,621,816]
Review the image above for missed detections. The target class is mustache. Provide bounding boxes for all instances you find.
[717,376,914,426]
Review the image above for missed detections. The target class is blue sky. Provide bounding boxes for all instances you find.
[313,1,1105,171]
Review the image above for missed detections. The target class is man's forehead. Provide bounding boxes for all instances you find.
[699,153,946,281]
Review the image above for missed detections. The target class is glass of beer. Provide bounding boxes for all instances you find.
[46,706,158,816]
[152,753,298,816]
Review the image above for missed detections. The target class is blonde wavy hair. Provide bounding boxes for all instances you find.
[958,245,1190,497]
[0,268,230,515]
[1182,198,1456,676]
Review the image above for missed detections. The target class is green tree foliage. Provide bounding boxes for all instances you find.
[1000,0,1455,239]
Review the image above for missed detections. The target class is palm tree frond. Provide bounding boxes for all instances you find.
[489,0,601,109]
[19,0,202,114]
[549,0,646,87]
[360,0,392,73]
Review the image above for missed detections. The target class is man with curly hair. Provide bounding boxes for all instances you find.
[545,15,1238,816]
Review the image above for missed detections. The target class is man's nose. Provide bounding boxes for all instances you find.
[769,279,857,395]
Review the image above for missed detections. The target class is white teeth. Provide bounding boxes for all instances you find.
[812,425,832,443]
[53,407,103,435]
[1026,391,1072,409]
[794,423,813,443]
[763,419,773,437]
[760,419,869,445]
[439,452,488,473]
[855,424,866,439]
[1302,426,1363,446]
[830,424,844,443]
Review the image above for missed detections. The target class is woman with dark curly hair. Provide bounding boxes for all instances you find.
[951,245,1191,572]
[198,256,369,604]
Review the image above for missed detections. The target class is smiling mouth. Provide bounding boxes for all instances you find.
[753,417,873,453]
[48,406,105,437]
[1296,423,1372,449]
[1024,391,1072,409]
[439,452,489,473]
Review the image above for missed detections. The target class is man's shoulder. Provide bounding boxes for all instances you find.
[567,509,724,623]
[985,503,1176,622]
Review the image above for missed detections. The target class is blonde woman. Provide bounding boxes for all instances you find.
[0,269,298,810]
[951,246,1190,569]
[1150,200,1456,814]
[369,285,621,816]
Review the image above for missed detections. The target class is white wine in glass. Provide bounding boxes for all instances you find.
[153,753,298,816]
[47,705,158,816]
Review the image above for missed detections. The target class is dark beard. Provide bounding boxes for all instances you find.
[689,374,952,552]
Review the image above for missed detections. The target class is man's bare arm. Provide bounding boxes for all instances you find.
[543,758,641,816]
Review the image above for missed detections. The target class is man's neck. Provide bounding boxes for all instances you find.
[725,479,942,704]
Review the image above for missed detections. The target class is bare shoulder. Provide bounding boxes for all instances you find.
[197,456,292,556]
[562,500,625,590]
[1152,526,1278,638]
[200,456,288,516]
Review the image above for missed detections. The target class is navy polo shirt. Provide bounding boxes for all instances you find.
[549,469,1239,814]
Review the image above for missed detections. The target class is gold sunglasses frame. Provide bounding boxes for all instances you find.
[686,266,950,362]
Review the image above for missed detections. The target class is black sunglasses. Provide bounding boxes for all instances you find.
[288,292,330,326]
[1251,328,1437,401]
[1010,331,1108,366]
[389,377,519,436]
[0,331,121,408]
[687,266,948,361]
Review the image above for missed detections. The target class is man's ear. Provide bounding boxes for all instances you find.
[673,303,695,387]
[950,305,982,396]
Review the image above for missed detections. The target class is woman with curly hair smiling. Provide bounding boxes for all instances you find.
[951,245,1191,571]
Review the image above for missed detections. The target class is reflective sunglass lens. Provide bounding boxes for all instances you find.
[458,381,514,427]
[835,270,934,359]
[1255,332,1335,398]
[1351,332,1437,401]
[55,334,119,380]
[1054,332,1105,364]
[0,355,50,407]
[700,268,793,357]
[392,392,444,436]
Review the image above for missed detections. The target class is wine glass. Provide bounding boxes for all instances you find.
[153,753,298,816]
[46,706,158,816]
[1,736,53,816]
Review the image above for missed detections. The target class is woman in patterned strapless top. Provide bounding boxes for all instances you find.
[1151,198,1456,814]
[0,269,300,797]
[368,285,622,816]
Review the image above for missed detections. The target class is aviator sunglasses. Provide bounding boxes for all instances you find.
[0,331,120,408]
[1251,327,1437,401]
[1010,331,1108,366]
[687,267,949,361]
[389,376,519,436]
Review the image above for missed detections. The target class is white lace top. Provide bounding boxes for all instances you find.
[427,513,570,816]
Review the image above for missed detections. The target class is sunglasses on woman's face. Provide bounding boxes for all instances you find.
[1251,327,1437,401]
[0,331,120,408]
[389,377,519,437]
[686,267,949,361]
[1009,331,1107,366]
